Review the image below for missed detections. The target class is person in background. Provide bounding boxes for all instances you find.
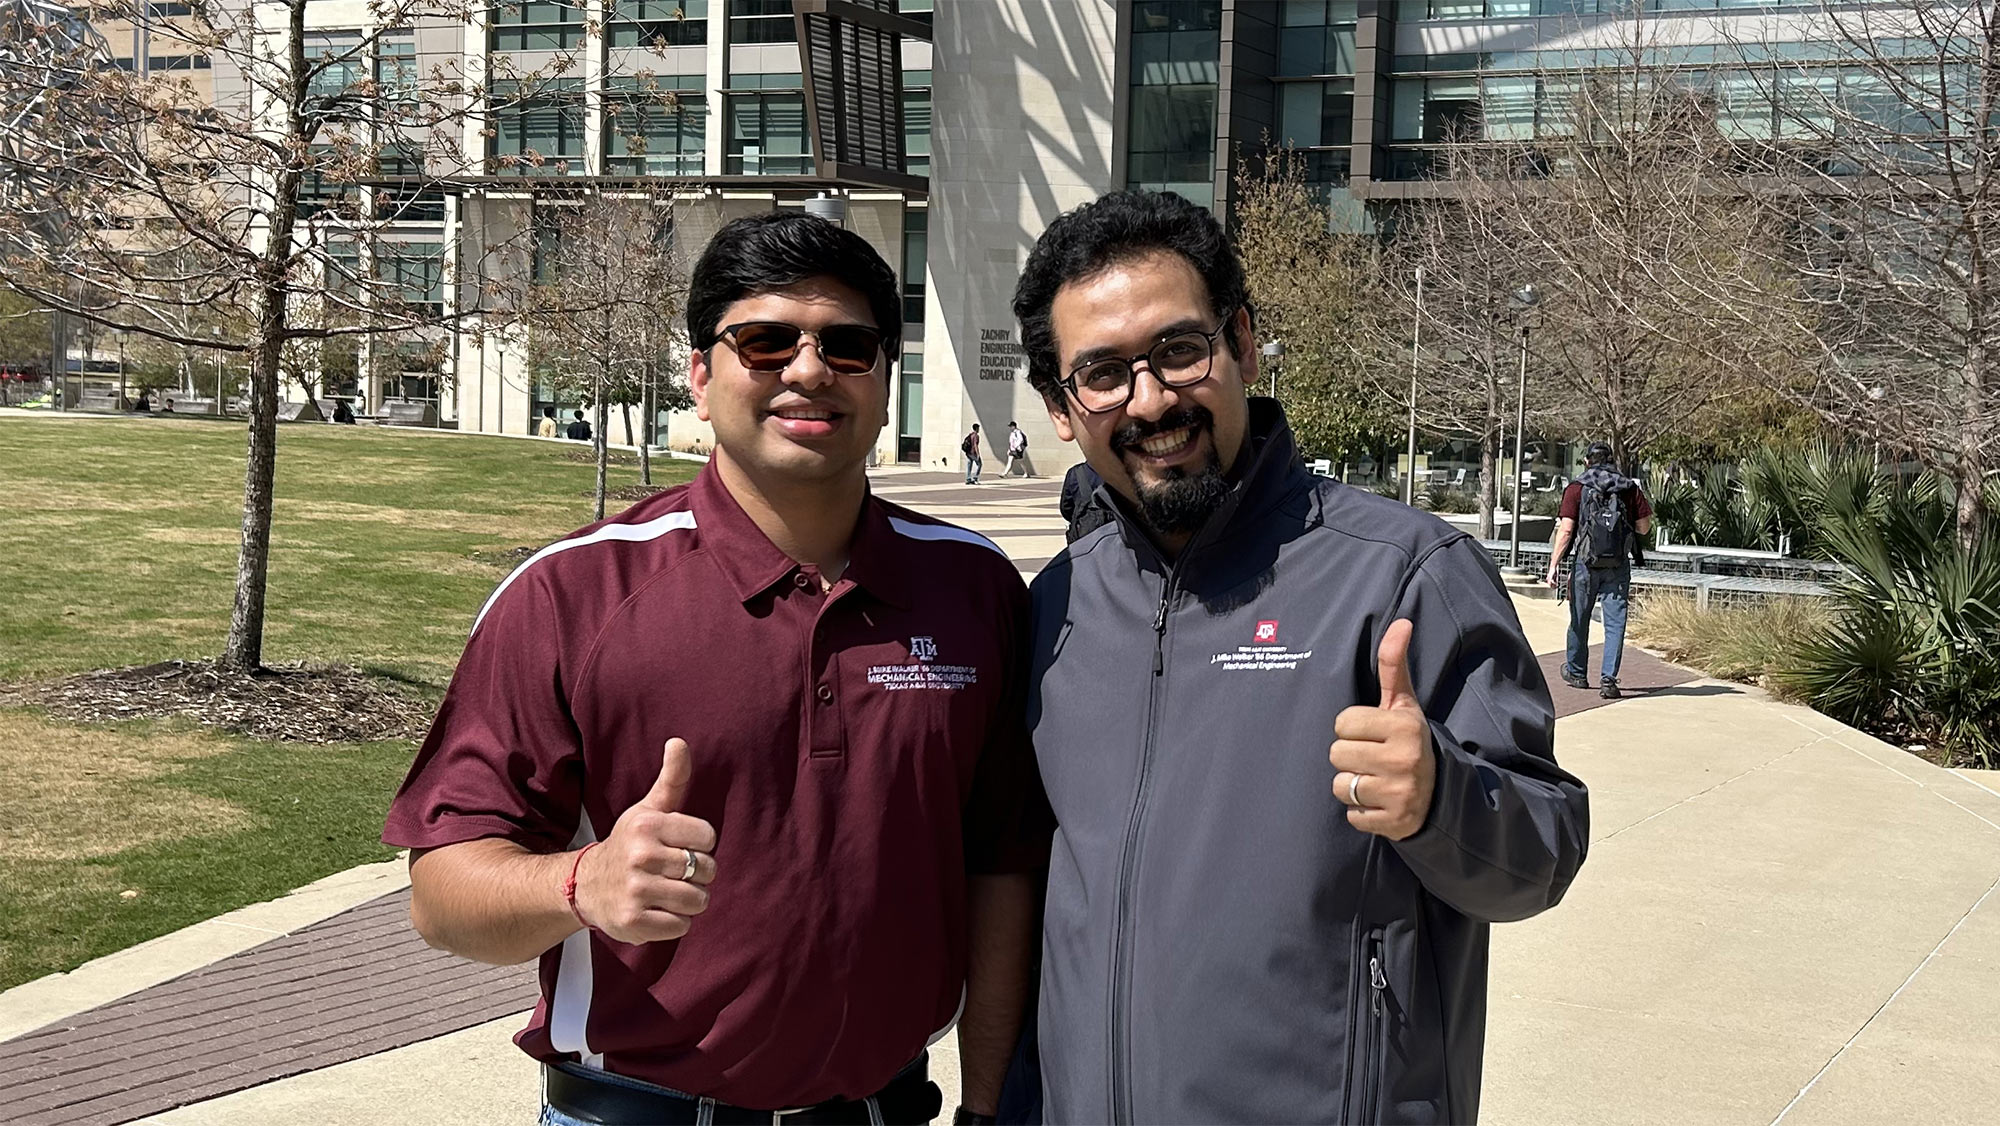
[1001,421,1030,478]
[567,410,593,442]
[332,400,357,425]
[962,422,983,484]
[1544,440,1653,699]
[538,406,559,439]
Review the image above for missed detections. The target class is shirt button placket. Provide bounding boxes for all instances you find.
[807,595,843,758]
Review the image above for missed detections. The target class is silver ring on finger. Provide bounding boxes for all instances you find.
[681,847,697,882]
[1348,773,1364,808]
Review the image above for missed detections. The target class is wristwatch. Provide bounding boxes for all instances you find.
[952,1109,997,1126]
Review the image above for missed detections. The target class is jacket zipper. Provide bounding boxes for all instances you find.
[1359,933,1387,1124]
[1108,575,1176,1124]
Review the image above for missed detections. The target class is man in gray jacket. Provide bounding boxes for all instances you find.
[1010,189,1590,1124]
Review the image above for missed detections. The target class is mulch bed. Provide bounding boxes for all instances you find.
[468,544,540,568]
[555,448,637,465]
[590,484,669,501]
[0,660,434,744]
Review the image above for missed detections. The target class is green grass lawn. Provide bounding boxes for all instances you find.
[0,416,699,989]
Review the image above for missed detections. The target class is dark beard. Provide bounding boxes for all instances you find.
[1111,405,1230,536]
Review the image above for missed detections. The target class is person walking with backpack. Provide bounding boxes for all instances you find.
[961,422,983,484]
[1545,441,1652,698]
[1001,420,1030,477]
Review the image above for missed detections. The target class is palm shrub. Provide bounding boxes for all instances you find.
[1652,463,1775,549]
[1739,441,1947,560]
[1779,489,2000,767]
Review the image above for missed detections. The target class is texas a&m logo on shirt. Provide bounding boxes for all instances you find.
[1253,620,1279,645]
[867,635,976,691]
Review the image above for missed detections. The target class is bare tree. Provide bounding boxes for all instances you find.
[1450,68,1782,472]
[0,0,580,669]
[1231,150,1394,461]
[1385,194,1556,537]
[1675,1,2000,547]
[496,191,689,520]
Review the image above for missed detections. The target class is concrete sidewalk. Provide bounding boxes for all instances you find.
[4,480,1995,1124]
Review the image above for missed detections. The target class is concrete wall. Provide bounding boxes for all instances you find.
[920,0,1123,479]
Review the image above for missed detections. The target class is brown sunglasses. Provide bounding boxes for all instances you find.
[714,321,884,376]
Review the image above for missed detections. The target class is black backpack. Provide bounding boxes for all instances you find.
[961,433,975,456]
[1578,478,1634,568]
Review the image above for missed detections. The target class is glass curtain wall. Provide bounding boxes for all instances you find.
[1126,0,1221,209]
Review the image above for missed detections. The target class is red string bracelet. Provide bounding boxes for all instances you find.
[563,841,600,931]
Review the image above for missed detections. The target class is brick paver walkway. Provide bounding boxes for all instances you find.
[0,891,533,1125]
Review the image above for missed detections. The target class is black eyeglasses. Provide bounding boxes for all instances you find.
[1059,310,1235,414]
[714,321,884,376]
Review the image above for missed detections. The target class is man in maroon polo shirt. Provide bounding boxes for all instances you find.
[384,213,1046,1125]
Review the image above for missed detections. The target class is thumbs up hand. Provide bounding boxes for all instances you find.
[1330,620,1438,841]
[574,738,718,944]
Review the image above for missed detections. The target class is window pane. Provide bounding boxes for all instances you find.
[1278,28,1323,75]
[1280,0,1327,26]
[1279,81,1322,147]
[1391,77,1424,140]
[1717,70,1774,139]
[1321,80,1354,145]
[1326,27,1355,75]
[1482,75,1536,139]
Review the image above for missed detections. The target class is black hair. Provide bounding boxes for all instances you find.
[1012,190,1252,407]
[686,211,902,360]
[574,410,585,420]
[543,406,556,418]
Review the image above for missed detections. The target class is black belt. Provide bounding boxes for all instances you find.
[543,1058,944,1126]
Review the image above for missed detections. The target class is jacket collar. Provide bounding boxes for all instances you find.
[1099,397,1307,577]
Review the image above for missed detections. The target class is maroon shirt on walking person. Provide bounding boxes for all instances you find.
[383,213,1049,1119]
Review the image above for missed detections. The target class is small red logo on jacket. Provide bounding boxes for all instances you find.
[1253,620,1279,644]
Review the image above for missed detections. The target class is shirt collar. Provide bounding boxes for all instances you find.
[691,464,809,604]
[842,493,917,611]
[691,462,914,610]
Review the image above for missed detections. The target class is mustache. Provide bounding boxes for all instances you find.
[1110,405,1213,456]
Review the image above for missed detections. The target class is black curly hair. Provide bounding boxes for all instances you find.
[686,211,902,362]
[1011,190,1251,407]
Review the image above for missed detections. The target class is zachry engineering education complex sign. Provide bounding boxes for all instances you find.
[978,328,1023,381]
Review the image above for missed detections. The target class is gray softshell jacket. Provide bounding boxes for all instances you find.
[1026,401,1589,1124]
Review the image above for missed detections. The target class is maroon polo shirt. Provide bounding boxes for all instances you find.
[383,463,1047,1107]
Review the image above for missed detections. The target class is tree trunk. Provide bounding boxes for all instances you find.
[594,390,610,522]
[221,0,306,671]
[1478,373,1499,540]
[639,375,654,487]
[621,399,635,448]
[1957,348,1987,551]
[221,285,287,671]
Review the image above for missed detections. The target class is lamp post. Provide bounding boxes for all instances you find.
[1404,264,1424,505]
[1261,339,1284,400]
[1507,284,1540,574]
[211,326,223,415]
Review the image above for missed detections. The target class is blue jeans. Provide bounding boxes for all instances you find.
[965,454,982,483]
[1566,562,1630,682]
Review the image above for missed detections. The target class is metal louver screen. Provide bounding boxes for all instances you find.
[801,0,903,174]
